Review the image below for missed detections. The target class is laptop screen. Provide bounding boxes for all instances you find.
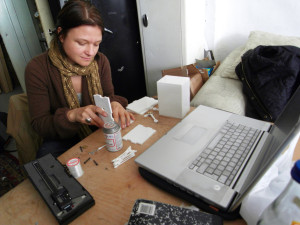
[231,85,300,210]
[270,85,300,154]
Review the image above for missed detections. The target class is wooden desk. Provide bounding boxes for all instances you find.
[0,111,299,225]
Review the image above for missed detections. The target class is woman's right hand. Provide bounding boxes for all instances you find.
[67,105,107,127]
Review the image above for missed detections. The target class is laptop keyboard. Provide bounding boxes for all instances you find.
[189,120,261,186]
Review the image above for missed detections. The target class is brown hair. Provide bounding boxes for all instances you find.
[54,0,104,44]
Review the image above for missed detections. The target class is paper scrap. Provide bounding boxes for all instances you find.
[126,96,158,115]
[123,124,156,145]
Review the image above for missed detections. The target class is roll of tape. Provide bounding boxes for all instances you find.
[67,158,84,178]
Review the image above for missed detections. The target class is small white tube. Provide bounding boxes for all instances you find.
[67,158,84,178]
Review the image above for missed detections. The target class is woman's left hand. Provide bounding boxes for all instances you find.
[111,101,135,128]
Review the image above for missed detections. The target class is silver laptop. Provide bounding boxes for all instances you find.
[135,86,300,212]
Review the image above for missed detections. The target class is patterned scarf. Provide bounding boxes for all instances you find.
[48,40,103,139]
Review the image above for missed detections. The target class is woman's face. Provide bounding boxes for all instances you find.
[59,25,102,66]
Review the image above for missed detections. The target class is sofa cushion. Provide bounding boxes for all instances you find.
[221,30,300,80]
[213,46,244,80]
[190,45,247,115]
[190,75,247,115]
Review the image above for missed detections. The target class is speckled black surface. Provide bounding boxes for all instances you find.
[128,199,223,225]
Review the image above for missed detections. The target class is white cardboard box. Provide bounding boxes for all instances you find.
[157,75,190,118]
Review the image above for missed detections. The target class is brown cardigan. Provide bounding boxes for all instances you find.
[25,52,128,140]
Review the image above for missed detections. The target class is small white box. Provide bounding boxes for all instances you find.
[157,75,190,118]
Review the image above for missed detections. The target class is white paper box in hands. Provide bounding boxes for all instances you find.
[93,94,114,123]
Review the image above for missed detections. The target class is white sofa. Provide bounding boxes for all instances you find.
[190,30,300,116]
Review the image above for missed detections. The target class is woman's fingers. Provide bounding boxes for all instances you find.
[110,101,135,128]
[74,105,106,127]
[69,102,135,129]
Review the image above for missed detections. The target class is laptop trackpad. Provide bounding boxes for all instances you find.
[173,124,207,145]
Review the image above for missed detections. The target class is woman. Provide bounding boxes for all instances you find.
[25,0,135,158]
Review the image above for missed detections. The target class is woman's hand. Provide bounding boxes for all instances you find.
[67,105,107,127]
[111,101,135,128]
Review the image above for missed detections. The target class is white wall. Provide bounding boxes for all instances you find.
[205,0,300,61]
[182,0,206,64]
